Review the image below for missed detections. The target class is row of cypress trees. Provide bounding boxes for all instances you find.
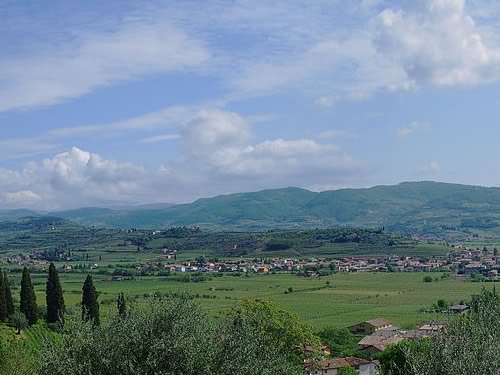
[0,264,100,328]
[19,264,66,326]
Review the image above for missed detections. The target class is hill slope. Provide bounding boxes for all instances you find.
[3,182,500,239]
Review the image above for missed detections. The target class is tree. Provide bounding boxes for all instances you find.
[0,270,7,322]
[4,272,14,318]
[82,275,99,325]
[227,299,322,366]
[46,263,65,324]
[41,294,302,375]
[11,312,28,335]
[20,267,38,325]
[378,339,432,375]
[317,327,363,358]
[117,292,127,318]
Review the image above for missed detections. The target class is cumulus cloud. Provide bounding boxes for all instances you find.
[224,0,500,98]
[374,0,500,87]
[0,148,150,209]
[182,109,252,157]
[0,108,366,209]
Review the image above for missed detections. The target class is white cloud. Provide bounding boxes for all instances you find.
[417,161,442,175]
[0,107,366,209]
[46,105,199,139]
[182,109,251,157]
[2,190,42,205]
[208,139,356,178]
[2,0,500,113]
[374,0,500,87]
[397,122,429,138]
[139,134,181,144]
[316,96,337,108]
[0,138,59,159]
[222,0,500,98]
[0,22,210,112]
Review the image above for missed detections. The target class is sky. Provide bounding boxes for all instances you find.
[2,0,500,210]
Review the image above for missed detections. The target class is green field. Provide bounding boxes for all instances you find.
[5,271,487,330]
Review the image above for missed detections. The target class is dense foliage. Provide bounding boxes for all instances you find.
[41,295,306,375]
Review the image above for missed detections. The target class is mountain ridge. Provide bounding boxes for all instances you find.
[2,181,500,240]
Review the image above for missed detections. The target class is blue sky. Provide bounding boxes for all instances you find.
[1,0,500,209]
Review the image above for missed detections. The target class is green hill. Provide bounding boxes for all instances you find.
[3,182,500,240]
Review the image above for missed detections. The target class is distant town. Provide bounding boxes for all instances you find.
[6,242,500,282]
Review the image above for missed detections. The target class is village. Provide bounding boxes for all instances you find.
[4,243,500,281]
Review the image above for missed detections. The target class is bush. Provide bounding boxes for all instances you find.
[423,276,433,283]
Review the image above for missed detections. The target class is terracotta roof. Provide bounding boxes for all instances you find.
[366,318,392,327]
[358,330,403,351]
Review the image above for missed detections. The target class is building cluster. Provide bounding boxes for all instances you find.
[136,248,500,277]
[307,317,448,374]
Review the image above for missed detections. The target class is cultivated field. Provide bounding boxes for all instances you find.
[6,271,488,330]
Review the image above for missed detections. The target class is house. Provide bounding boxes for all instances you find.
[418,322,445,334]
[307,357,379,375]
[358,329,403,356]
[348,318,393,335]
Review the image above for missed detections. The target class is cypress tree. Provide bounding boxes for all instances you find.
[20,267,38,325]
[4,271,14,318]
[82,275,99,325]
[0,269,7,322]
[46,263,65,324]
[117,292,127,318]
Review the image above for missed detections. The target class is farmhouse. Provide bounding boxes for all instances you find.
[348,318,393,335]
[357,329,403,356]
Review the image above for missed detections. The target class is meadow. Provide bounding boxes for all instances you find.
[5,271,487,330]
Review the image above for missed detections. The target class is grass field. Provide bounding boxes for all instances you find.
[5,271,488,330]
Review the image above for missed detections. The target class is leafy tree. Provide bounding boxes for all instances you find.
[11,312,28,335]
[46,263,65,324]
[41,295,302,375]
[82,275,99,325]
[317,327,363,358]
[378,339,432,375]
[338,365,358,375]
[227,299,321,365]
[423,275,433,283]
[0,270,7,322]
[116,292,127,317]
[20,267,38,325]
[4,272,14,318]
